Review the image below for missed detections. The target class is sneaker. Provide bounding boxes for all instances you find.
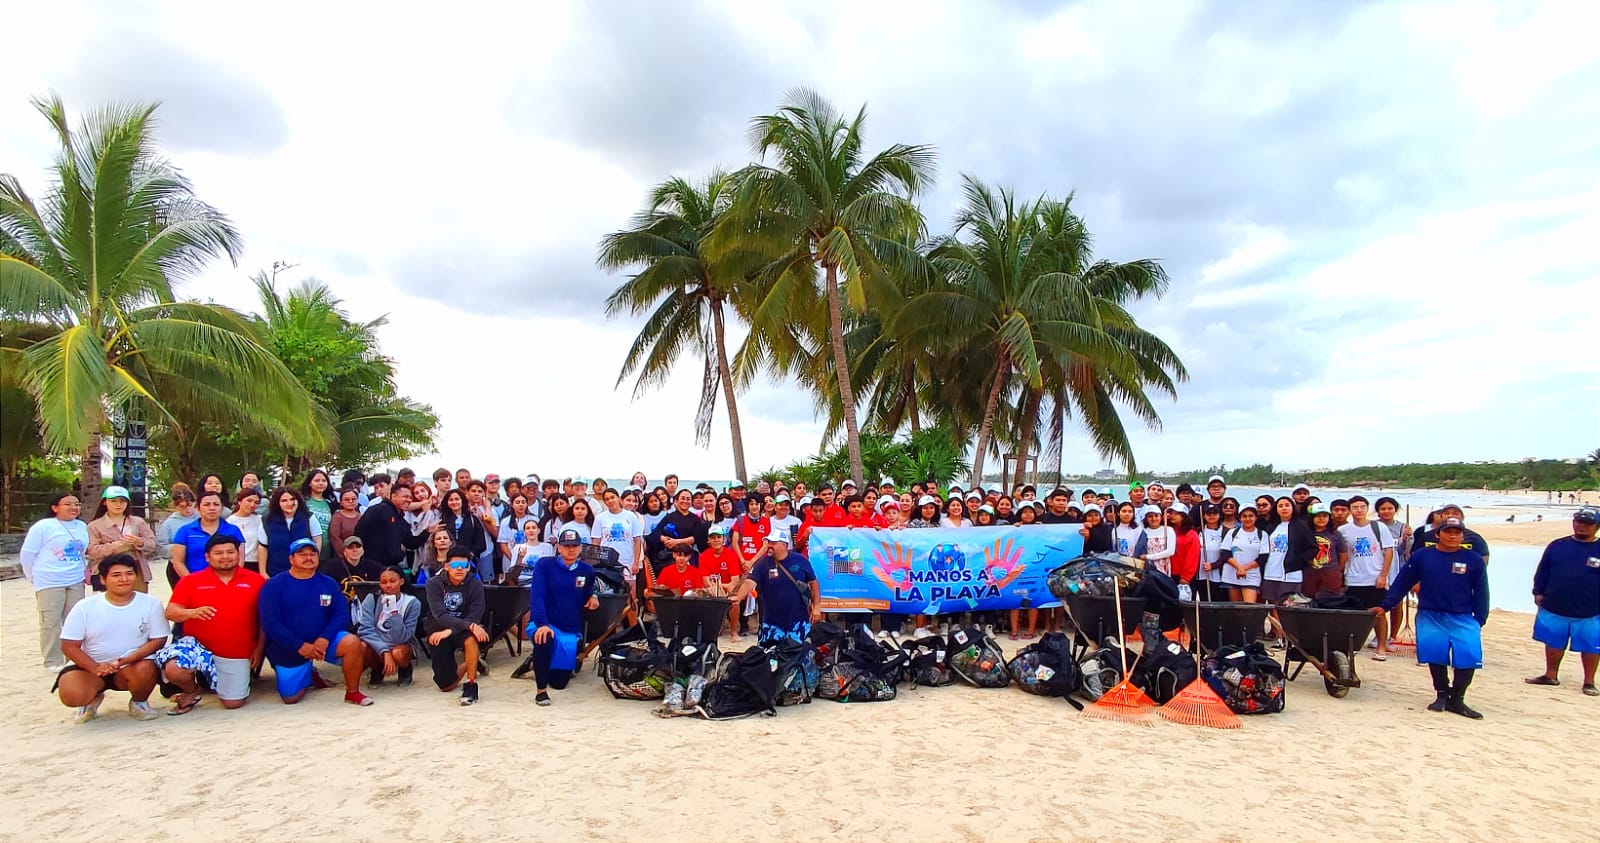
[345,691,375,707]
[459,681,479,706]
[73,693,105,725]
[369,667,384,687]
[535,691,551,706]
[396,666,414,687]
[128,700,160,721]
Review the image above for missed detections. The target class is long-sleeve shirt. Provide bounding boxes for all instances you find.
[328,510,362,552]
[425,574,485,634]
[356,592,422,654]
[1169,529,1201,582]
[1531,536,1600,619]
[354,500,429,568]
[528,556,597,634]
[85,515,159,581]
[156,511,199,559]
[1381,546,1490,625]
[257,572,352,666]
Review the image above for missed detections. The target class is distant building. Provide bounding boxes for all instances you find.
[1093,469,1118,480]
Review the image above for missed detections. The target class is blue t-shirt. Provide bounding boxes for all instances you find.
[749,553,816,631]
[1382,546,1489,625]
[1532,537,1600,619]
[257,572,350,667]
[171,520,246,573]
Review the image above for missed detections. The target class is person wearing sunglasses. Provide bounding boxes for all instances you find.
[424,547,488,705]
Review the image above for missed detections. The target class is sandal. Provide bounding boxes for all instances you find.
[166,694,200,716]
[1524,675,1561,687]
[1583,684,1598,697]
[1372,652,1388,662]
[1008,632,1019,641]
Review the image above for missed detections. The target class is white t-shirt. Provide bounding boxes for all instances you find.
[20,517,91,590]
[1264,523,1302,583]
[558,520,592,543]
[1201,526,1226,581]
[59,591,169,663]
[498,515,539,547]
[1221,527,1267,587]
[1114,524,1142,556]
[1338,521,1396,588]
[591,509,642,568]
[769,514,803,547]
[226,513,267,562]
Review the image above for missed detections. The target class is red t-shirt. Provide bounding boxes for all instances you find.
[730,515,772,562]
[656,563,706,593]
[822,504,846,526]
[840,511,877,528]
[169,567,266,659]
[698,546,742,585]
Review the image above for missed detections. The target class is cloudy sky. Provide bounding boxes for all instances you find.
[5,0,1597,480]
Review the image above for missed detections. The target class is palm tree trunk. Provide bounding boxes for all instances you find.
[970,360,1008,488]
[710,298,748,483]
[825,263,864,485]
[904,364,920,435]
[1013,386,1042,488]
[80,431,103,504]
[1,461,13,532]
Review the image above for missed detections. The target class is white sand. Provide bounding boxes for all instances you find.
[2,575,1598,842]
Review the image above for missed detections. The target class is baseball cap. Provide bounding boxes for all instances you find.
[1128,480,1144,490]
[880,500,900,510]
[342,536,364,548]
[1572,506,1599,525]
[1307,502,1330,516]
[965,490,982,500]
[840,479,857,489]
[774,494,791,504]
[102,485,130,500]
[571,477,589,485]
[1292,483,1311,494]
[1206,475,1226,486]
[879,476,896,487]
[1436,516,1466,531]
[708,523,729,536]
[917,494,939,507]
[288,537,318,554]
[799,495,814,507]
[729,481,746,489]
[978,504,996,515]
[1138,504,1162,519]
[557,528,584,546]
[484,473,501,483]
[769,531,791,544]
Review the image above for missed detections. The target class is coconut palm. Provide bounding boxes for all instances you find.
[0,95,320,501]
[714,88,935,485]
[599,171,755,482]
[896,176,1184,486]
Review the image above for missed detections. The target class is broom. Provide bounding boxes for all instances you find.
[1157,566,1241,729]
[1081,576,1157,725]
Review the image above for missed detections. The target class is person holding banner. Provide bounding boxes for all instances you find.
[730,533,821,643]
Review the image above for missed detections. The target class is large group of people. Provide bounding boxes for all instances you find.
[17,468,1600,721]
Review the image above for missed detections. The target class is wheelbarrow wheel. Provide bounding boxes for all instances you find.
[1325,650,1352,698]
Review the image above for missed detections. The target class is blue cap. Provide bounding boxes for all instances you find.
[288,537,318,554]
[557,528,584,546]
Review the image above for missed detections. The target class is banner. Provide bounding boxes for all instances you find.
[111,409,149,519]
[806,525,1084,614]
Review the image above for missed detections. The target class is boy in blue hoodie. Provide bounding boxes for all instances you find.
[1376,517,1490,719]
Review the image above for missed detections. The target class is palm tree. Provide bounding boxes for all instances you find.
[599,171,754,482]
[0,95,321,501]
[714,88,935,485]
[896,176,1184,486]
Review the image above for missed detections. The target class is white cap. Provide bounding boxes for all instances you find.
[1139,504,1163,519]
[1206,475,1225,486]
[965,490,981,500]
[879,476,895,486]
[1292,483,1311,494]
[798,495,814,507]
[917,495,939,507]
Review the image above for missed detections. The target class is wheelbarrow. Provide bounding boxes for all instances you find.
[1272,604,1376,698]
[1181,601,1275,653]
[1062,592,1146,653]
[652,595,732,643]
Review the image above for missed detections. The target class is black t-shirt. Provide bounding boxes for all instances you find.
[319,555,383,583]
[651,510,709,555]
[1040,510,1077,525]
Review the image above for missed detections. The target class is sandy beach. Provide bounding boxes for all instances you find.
[2,574,1597,843]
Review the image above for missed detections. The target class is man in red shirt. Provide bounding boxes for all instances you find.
[159,534,266,714]
[655,545,706,594]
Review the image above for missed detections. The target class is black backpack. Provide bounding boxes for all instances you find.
[945,626,1012,688]
[1007,631,1085,709]
[901,634,955,688]
[1129,616,1197,703]
[698,643,785,719]
[1202,641,1286,715]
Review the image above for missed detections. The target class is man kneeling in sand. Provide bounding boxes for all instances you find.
[526,529,599,706]
[425,546,488,705]
[56,554,169,723]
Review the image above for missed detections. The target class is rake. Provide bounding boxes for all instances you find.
[1081,576,1156,725]
[1157,566,1240,729]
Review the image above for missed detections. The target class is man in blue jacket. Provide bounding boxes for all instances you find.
[1375,517,1490,719]
[528,529,600,706]
[258,538,371,706]
[1525,506,1600,696]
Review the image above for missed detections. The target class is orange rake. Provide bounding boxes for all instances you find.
[1081,577,1157,725]
[1158,590,1240,729]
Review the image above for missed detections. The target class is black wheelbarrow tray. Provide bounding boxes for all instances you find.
[1273,604,1375,698]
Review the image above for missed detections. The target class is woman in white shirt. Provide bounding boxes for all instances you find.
[1198,503,1227,598]
[942,497,970,529]
[1112,502,1142,557]
[20,493,92,670]
[225,487,268,572]
[1138,505,1175,575]
[1219,506,1268,603]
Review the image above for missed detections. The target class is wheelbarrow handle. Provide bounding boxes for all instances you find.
[1268,614,1340,685]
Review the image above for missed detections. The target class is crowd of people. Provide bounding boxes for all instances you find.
[17,467,1600,721]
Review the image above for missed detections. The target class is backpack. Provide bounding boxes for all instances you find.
[1007,631,1084,709]
[945,626,1011,688]
[1128,614,1197,703]
[901,633,955,688]
[1202,641,1286,715]
[597,623,673,701]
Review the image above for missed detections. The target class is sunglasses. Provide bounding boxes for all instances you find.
[447,561,473,570]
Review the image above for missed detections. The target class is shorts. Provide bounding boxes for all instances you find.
[211,657,252,701]
[1346,586,1388,610]
[1301,565,1343,598]
[1261,580,1302,604]
[271,631,349,698]
[156,636,217,690]
[51,664,114,694]
[1532,609,1600,655]
[1415,609,1483,669]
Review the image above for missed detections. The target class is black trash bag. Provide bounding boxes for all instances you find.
[807,620,850,667]
[771,638,820,706]
[1310,593,1367,611]
[1202,641,1286,715]
[1129,613,1197,704]
[901,634,955,688]
[699,643,785,719]
[1007,631,1085,708]
[660,637,722,711]
[945,626,1011,688]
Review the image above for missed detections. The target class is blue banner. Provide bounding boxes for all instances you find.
[806,526,1085,614]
